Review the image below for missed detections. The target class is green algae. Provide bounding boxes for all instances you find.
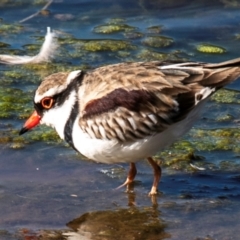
[137,49,183,61]
[94,18,137,34]
[154,127,240,171]
[1,67,44,87]
[20,63,63,76]
[81,39,135,52]
[196,43,226,54]
[116,50,131,58]
[0,23,24,35]
[58,36,82,45]
[4,71,24,79]
[26,126,62,144]
[137,49,169,60]
[10,140,25,149]
[0,48,25,56]
[0,126,24,146]
[0,135,11,144]
[190,128,240,152]
[0,124,62,149]
[23,43,41,52]
[155,140,200,171]
[0,87,32,118]
[142,36,173,48]
[211,88,240,104]
[93,23,137,34]
[59,36,135,53]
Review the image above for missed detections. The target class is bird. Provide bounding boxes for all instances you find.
[19,58,240,195]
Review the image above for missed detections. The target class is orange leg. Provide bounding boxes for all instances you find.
[147,157,162,196]
[116,162,137,190]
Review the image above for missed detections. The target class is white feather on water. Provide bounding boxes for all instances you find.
[0,27,58,64]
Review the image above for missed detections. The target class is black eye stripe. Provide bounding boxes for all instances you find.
[34,102,44,116]
[33,71,84,116]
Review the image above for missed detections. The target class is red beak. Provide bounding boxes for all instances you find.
[19,110,41,135]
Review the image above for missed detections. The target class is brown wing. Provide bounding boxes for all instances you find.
[78,59,240,141]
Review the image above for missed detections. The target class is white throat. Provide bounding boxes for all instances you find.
[40,90,77,139]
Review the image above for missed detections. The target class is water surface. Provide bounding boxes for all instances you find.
[1,0,240,239]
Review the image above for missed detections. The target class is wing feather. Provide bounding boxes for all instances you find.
[78,60,240,141]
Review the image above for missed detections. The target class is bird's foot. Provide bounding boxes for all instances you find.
[115,162,136,192]
[115,177,134,190]
[148,186,158,196]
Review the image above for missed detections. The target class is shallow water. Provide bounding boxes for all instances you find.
[1,0,240,239]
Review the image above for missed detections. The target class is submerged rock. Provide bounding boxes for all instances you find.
[65,208,170,240]
[146,25,163,34]
[123,31,144,39]
[142,36,173,48]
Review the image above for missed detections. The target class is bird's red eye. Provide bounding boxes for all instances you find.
[41,97,54,109]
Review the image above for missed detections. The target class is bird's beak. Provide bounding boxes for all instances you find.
[19,110,41,135]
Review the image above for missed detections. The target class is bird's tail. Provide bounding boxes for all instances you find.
[201,57,240,88]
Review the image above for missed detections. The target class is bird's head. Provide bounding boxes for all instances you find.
[19,70,83,139]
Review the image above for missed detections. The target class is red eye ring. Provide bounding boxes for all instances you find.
[41,97,54,109]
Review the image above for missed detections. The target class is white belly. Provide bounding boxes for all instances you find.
[72,101,206,164]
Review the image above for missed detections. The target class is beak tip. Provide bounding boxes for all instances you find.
[19,127,28,135]
[19,110,41,136]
